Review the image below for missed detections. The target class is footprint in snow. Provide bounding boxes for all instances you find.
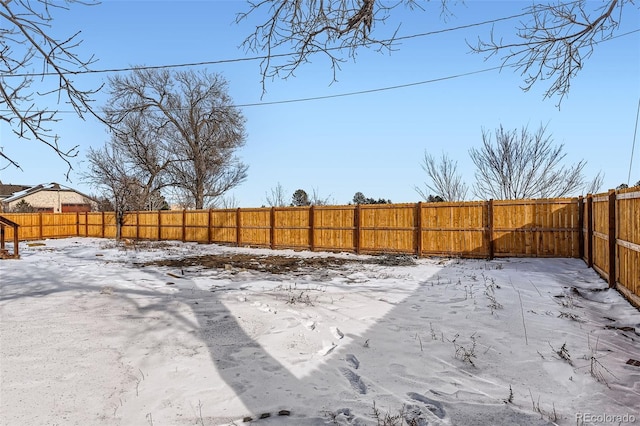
[339,367,367,394]
[330,326,344,339]
[318,342,337,356]
[345,354,360,370]
[407,392,446,419]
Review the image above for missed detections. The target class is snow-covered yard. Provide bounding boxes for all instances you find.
[1,238,639,425]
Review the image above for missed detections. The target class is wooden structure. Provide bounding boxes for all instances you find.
[582,188,640,308]
[0,198,581,259]
[0,215,19,259]
[0,190,637,307]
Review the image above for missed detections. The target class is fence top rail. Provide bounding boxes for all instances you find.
[617,190,640,200]
[492,198,579,206]
[420,201,488,208]
[357,203,416,209]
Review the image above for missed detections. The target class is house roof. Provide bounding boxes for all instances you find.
[0,184,31,199]
[1,182,96,204]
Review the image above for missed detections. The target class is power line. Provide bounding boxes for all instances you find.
[1,0,635,80]
[0,9,558,78]
[1,24,637,113]
[0,65,505,114]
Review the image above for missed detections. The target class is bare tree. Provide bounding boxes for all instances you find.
[308,187,333,206]
[1,0,101,174]
[84,144,149,239]
[415,152,468,202]
[583,171,605,195]
[470,124,586,200]
[104,68,248,209]
[238,0,634,101]
[214,194,240,209]
[265,182,288,207]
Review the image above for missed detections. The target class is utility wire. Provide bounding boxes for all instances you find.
[0,9,564,78]
[628,97,640,185]
[1,25,637,114]
[0,65,504,113]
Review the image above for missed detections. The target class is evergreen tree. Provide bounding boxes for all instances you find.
[292,189,310,206]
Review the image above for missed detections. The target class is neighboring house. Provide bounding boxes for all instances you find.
[0,184,30,201]
[0,183,97,213]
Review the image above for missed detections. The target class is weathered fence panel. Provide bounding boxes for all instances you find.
[360,204,416,254]
[274,207,310,250]
[184,210,210,243]
[421,201,488,258]
[492,198,580,258]
[210,209,237,244]
[614,188,640,307]
[591,192,611,281]
[239,208,271,247]
[313,205,356,252]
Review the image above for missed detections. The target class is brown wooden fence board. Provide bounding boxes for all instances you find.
[313,206,356,252]
[360,204,415,253]
[208,210,237,244]
[592,192,610,280]
[273,208,311,249]
[420,202,488,257]
[492,199,580,258]
[237,208,270,246]
[615,188,640,306]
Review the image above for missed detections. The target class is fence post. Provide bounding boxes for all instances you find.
[157,210,162,241]
[136,211,140,241]
[85,212,89,237]
[270,207,276,250]
[487,199,494,260]
[182,209,187,242]
[207,209,212,244]
[355,204,361,254]
[415,202,423,257]
[607,190,617,288]
[577,196,584,259]
[585,195,593,267]
[76,211,80,237]
[101,211,105,239]
[309,206,315,252]
[236,208,242,247]
[39,212,43,240]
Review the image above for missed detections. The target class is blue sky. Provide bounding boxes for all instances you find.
[1,0,639,207]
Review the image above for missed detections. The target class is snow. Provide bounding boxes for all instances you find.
[1,238,639,425]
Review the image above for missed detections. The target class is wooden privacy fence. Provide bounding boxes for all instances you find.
[0,198,581,258]
[1,194,637,307]
[582,187,640,307]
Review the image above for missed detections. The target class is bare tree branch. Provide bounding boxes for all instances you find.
[583,170,604,194]
[415,151,468,201]
[469,0,634,104]
[265,182,288,207]
[0,0,102,176]
[239,0,634,103]
[236,0,430,95]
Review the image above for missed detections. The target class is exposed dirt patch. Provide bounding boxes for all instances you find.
[139,253,416,274]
